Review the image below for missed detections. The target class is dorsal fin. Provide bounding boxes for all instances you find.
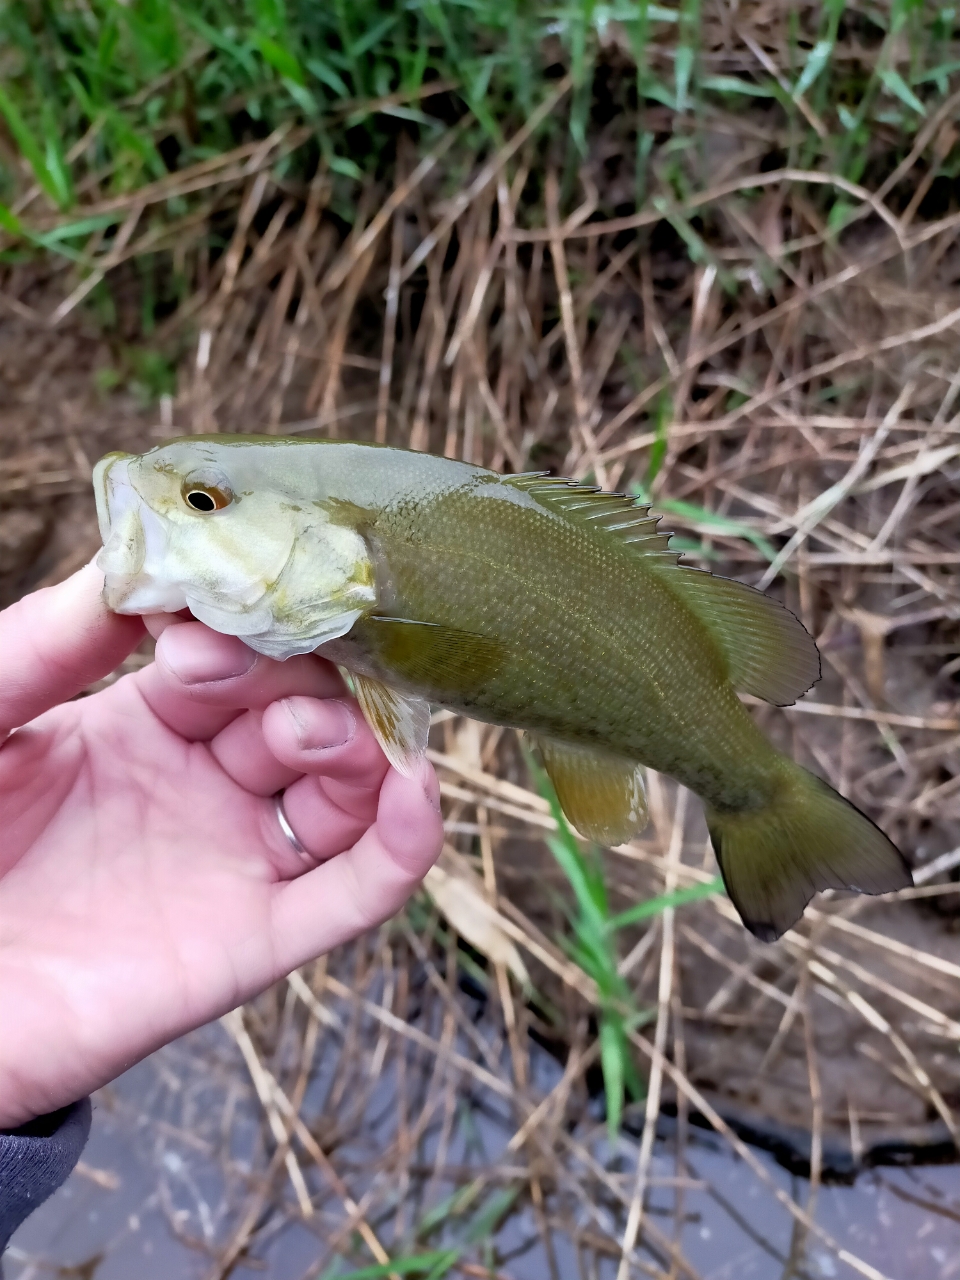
[508,473,819,707]
[668,568,821,706]
[507,475,676,558]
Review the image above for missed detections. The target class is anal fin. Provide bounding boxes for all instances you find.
[353,673,431,778]
[535,737,648,846]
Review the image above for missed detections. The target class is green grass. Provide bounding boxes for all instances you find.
[1,1,957,236]
[0,0,557,217]
[1,3,956,375]
[528,752,723,1137]
[633,481,781,566]
[321,1183,519,1278]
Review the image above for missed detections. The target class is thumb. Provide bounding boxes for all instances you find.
[0,562,144,738]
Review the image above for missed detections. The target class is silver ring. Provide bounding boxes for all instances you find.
[274,791,309,858]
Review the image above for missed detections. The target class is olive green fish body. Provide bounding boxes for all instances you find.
[331,478,775,813]
[93,436,911,939]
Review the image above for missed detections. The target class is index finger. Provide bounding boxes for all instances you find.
[135,623,344,741]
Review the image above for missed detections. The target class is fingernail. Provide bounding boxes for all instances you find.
[159,626,257,685]
[283,697,355,751]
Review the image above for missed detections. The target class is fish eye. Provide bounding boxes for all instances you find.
[181,480,232,513]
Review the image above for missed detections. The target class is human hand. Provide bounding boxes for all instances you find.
[0,565,443,1129]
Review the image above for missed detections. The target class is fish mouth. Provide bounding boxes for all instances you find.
[92,452,130,544]
[94,452,188,615]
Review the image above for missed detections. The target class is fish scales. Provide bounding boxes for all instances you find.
[93,436,912,941]
[350,480,771,812]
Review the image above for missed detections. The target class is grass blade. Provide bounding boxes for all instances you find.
[323,1251,460,1279]
[0,82,71,209]
[607,877,724,932]
[878,67,926,115]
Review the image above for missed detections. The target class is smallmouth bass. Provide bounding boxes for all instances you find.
[93,436,911,940]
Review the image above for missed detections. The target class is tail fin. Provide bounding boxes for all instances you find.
[706,765,911,941]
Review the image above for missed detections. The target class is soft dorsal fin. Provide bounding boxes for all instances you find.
[668,568,820,706]
[508,475,677,558]
[509,473,819,707]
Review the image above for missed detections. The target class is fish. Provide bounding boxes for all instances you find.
[93,435,911,940]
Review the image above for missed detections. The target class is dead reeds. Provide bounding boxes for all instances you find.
[2,23,960,1278]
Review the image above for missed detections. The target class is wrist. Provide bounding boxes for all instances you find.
[0,993,78,1129]
[0,1103,84,1137]
[0,1072,47,1131]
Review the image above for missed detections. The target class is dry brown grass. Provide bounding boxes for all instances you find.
[2,73,960,1279]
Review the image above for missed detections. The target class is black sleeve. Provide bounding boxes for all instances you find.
[0,1099,91,1253]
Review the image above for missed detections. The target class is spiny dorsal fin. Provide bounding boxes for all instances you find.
[668,568,820,707]
[510,473,819,707]
[508,475,676,558]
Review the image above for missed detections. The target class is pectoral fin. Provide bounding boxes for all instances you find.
[352,673,431,777]
[351,616,506,698]
[535,737,648,846]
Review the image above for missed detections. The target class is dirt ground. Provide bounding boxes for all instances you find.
[3,128,960,1274]
[3,293,958,1159]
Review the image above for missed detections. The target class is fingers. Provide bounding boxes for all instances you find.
[143,609,192,639]
[222,696,390,869]
[0,563,144,739]
[135,623,344,741]
[269,774,372,870]
[208,711,302,796]
[261,697,389,789]
[268,764,444,973]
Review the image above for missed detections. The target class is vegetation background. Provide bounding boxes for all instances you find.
[2,2,960,1277]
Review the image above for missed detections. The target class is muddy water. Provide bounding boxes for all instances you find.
[8,1030,960,1280]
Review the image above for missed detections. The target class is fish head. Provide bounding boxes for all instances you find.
[93,438,377,659]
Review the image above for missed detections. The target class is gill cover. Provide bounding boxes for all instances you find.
[93,448,377,659]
